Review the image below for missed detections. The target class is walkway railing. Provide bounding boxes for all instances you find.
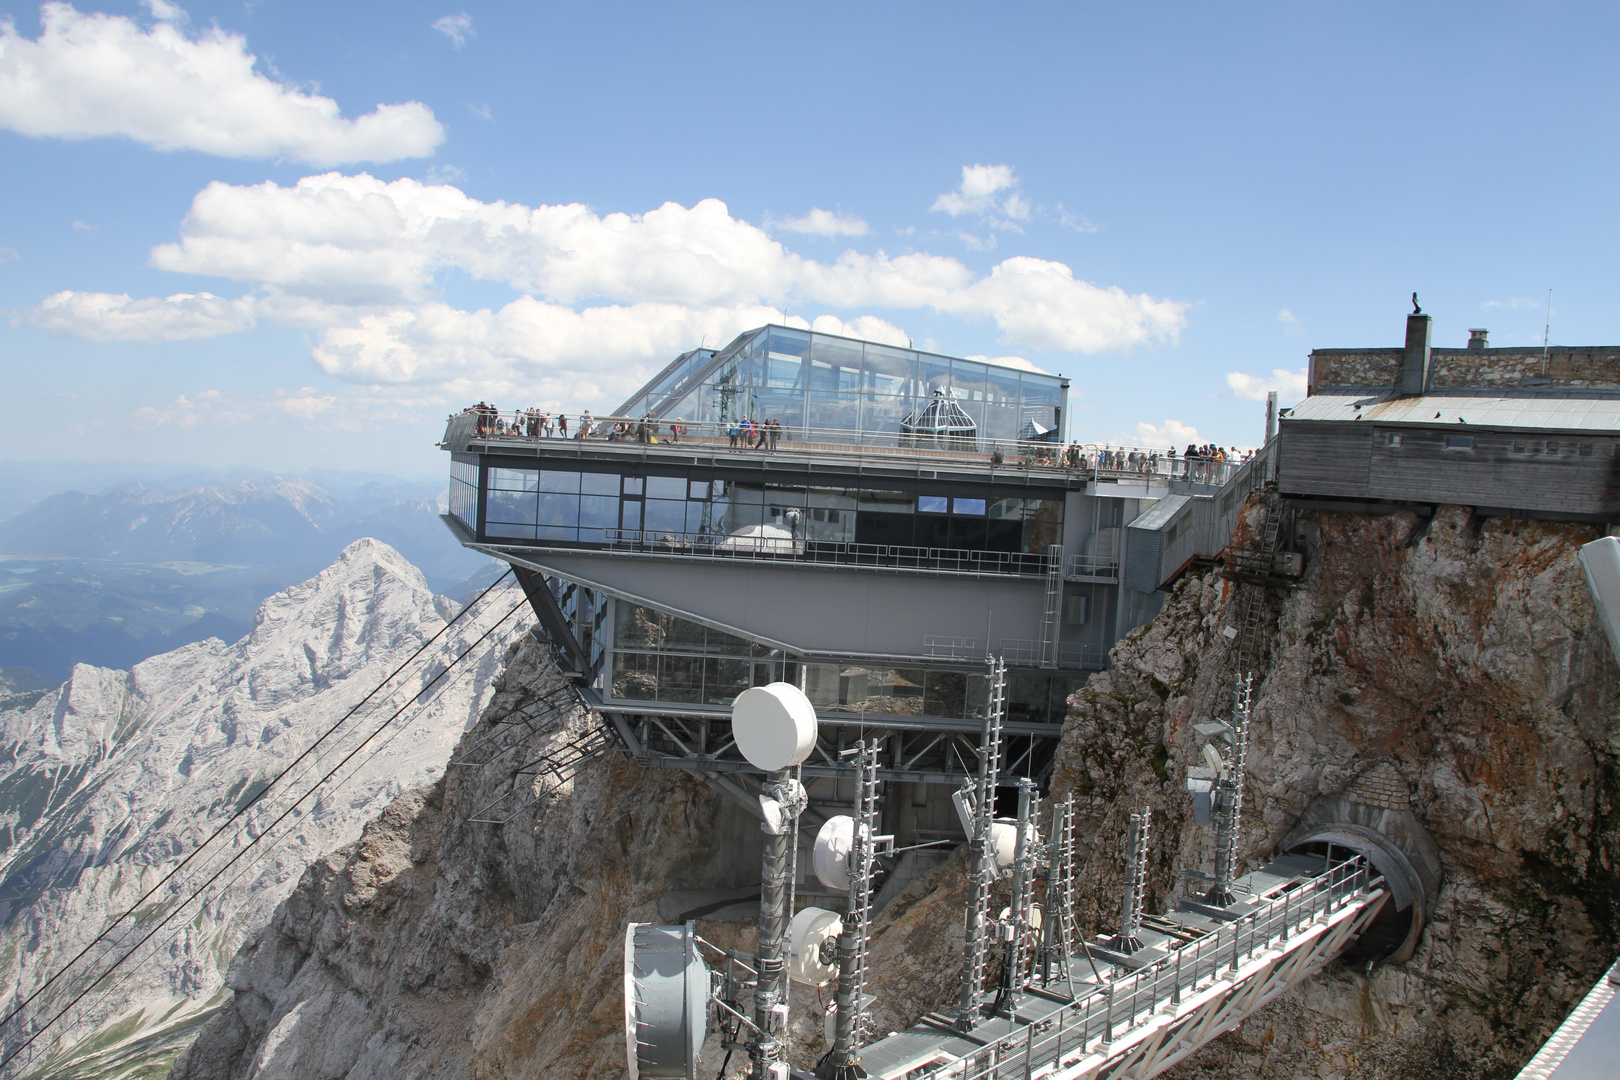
[591,528,1053,578]
[442,409,1254,487]
[903,856,1379,1080]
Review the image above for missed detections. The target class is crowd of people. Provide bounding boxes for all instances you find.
[455,403,1250,478]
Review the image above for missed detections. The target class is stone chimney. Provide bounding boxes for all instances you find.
[1468,329,1489,351]
[1402,312,1432,396]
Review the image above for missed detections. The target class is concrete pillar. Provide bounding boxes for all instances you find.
[1401,314,1432,396]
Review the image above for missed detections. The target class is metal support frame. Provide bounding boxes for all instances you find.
[1039,544,1064,669]
[748,770,806,1079]
[995,777,1041,1014]
[1038,797,1078,987]
[1206,676,1252,907]
[512,565,593,674]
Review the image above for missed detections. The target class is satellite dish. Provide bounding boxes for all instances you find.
[988,821,1019,871]
[732,683,817,772]
[787,906,843,987]
[624,922,708,1080]
[814,815,855,891]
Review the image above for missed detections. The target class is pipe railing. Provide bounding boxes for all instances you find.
[442,408,1257,486]
[903,856,1378,1080]
[589,528,1054,578]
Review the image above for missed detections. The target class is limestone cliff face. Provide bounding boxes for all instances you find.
[1051,503,1620,1078]
[176,502,1620,1080]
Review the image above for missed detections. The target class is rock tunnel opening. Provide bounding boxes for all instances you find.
[1285,824,1429,965]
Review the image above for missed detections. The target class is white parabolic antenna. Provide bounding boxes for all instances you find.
[623,922,707,1080]
[732,683,818,772]
[787,906,843,987]
[813,815,855,891]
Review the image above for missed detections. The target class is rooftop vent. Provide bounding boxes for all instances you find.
[1468,329,1489,351]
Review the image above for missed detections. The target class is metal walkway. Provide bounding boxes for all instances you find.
[854,853,1388,1080]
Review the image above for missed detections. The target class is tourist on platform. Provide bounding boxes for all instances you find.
[557,413,569,439]
[581,409,594,438]
[728,420,741,448]
[767,418,781,451]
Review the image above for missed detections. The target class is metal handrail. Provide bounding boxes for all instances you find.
[891,856,1379,1080]
[590,528,1053,578]
[442,408,1256,486]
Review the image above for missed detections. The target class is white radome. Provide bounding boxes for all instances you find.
[731,683,818,772]
[813,815,855,891]
[787,907,843,987]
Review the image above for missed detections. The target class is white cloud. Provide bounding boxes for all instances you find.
[27,289,257,341]
[432,12,473,48]
[139,173,1185,354]
[1277,308,1303,335]
[1134,419,1201,448]
[776,208,868,237]
[0,3,444,164]
[932,164,1031,229]
[964,353,1049,375]
[1226,367,1307,403]
[806,314,907,345]
[468,102,492,122]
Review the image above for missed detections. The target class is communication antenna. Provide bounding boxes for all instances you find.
[1199,674,1252,906]
[955,655,1006,1029]
[1036,797,1078,986]
[993,777,1042,1015]
[1542,288,1554,375]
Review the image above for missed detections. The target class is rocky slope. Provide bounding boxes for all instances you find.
[174,501,1620,1079]
[0,539,522,1079]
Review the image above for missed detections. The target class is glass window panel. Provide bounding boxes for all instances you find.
[489,467,539,492]
[806,390,862,433]
[644,499,687,534]
[953,498,987,516]
[918,355,953,395]
[686,501,713,534]
[615,603,663,648]
[859,489,914,513]
[536,524,577,542]
[658,655,703,703]
[862,344,917,397]
[917,495,948,514]
[620,501,642,530]
[581,472,619,496]
[1007,674,1050,725]
[536,492,580,527]
[802,663,842,708]
[704,658,751,705]
[948,360,987,399]
[767,353,803,389]
[753,387,806,433]
[611,651,658,700]
[766,326,811,356]
[486,488,538,525]
[485,521,536,539]
[662,613,706,652]
[689,480,711,500]
[923,671,968,718]
[1022,499,1065,553]
[621,476,643,495]
[707,628,753,655]
[988,497,1027,521]
[579,495,618,529]
[451,459,479,485]
[539,470,580,494]
[860,395,911,433]
[647,475,686,499]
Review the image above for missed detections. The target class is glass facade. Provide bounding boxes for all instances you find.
[616,326,1068,447]
[478,463,1063,553]
[449,457,479,532]
[605,600,1073,722]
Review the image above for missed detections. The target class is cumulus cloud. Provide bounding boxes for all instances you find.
[27,289,257,340]
[0,3,444,164]
[931,164,1031,228]
[1226,367,1307,403]
[776,208,868,237]
[1134,419,1201,448]
[964,353,1049,375]
[431,12,473,48]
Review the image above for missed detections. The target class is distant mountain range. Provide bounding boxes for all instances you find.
[0,540,524,1079]
[0,474,495,681]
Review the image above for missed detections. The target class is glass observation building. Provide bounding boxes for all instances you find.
[438,324,1265,888]
[615,325,1069,448]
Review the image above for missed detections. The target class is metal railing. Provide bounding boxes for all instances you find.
[442,408,1256,486]
[589,528,1054,578]
[995,639,1113,670]
[1064,555,1120,580]
[915,856,1379,1080]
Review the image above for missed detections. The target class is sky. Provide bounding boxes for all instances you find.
[2,1,1616,481]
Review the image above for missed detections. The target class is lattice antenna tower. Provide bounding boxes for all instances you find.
[1036,796,1078,986]
[1204,674,1252,906]
[995,777,1042,1014]
[1111,808,1151,953]
[819,737,886,1080]
[955,655,1006,1029]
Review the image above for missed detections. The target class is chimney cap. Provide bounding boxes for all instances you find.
[1467,328,1489,351]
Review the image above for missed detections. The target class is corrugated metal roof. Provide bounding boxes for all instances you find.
[1128,493,1192,532]
[1284,393,1620,433]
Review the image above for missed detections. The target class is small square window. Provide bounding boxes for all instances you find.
[1547,442,1559,454]
[952,498,987,516]
[1445,435,1474,450]
[1512,442,1527,453]
[1388,433,1402,447]
[917,495,948,514]
[689,480,710,500]
[1581,444,1594,457]
[622,477,643,495]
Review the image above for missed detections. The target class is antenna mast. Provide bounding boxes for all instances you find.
[819,739,884,1080]
[1205,674,1252,907]
[955,656,1006,1029]
[1036,796,1078,986]
[994,777,1042,1014]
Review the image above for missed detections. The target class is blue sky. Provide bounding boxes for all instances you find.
[1,1,1615,481]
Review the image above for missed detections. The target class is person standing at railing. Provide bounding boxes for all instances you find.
[727,420,740,448]
[766,418,781,451]
[581,409,594,438]
[669,417,683,444]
